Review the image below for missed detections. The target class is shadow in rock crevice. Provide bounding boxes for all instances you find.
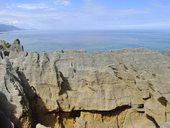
[0,91,22,128]
[158,96,168,106]
[58,71,72,96]
[146,114,160,128]
[54,59,72,96]
[16,70,57,128]
[47,104,131,128]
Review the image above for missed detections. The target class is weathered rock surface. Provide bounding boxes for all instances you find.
[0,40,170,128]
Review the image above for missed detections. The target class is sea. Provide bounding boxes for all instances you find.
[0,29,170,52]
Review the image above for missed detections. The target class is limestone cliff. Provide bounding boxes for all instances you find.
[0,40,170,128]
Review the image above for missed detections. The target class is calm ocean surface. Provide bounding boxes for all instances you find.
[0,30,170,52]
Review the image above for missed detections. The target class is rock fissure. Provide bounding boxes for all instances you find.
[0,40,170,128]
[4,77,10,93]
[46,105,131,128]
[146,114,160,128]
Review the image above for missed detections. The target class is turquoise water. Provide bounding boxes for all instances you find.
[0,30,170,52]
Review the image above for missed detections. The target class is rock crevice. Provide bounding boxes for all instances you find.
[0,40,170,128]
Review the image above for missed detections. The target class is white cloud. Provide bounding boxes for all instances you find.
[0,17,21,26]
[0,0,170,30]
[53,0,70,6]
[8,20,20,24]
[15,1,70,11]
[16,3,49,10]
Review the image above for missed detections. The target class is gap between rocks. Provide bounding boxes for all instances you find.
[14,69,160,128]
[11,68,132,128]
[16,70,57,128]
[46,104,131,128]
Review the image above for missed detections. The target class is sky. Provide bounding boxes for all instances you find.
[0,0,170,30]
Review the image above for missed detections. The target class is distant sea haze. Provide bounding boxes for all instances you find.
[0,30,170,52]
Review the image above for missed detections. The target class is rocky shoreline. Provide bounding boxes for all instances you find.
[0,39,170,128]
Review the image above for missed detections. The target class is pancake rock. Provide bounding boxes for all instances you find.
[0,39,170,128]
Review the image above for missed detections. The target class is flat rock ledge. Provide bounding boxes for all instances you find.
[0,39,170,128]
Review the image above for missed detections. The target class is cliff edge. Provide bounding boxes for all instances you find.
[0,39,170,128]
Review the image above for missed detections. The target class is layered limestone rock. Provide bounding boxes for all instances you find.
[0,39,170,128]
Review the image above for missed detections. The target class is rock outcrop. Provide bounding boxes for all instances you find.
[0,39,170,128]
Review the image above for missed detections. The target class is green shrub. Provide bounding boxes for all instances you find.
[2,42,11,49]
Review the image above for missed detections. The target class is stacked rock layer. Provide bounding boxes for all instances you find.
[0,40,170,128]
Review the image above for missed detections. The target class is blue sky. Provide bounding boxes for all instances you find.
[0,0,170,30]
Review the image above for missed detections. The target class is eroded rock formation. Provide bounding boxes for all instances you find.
[0,39,170,128]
